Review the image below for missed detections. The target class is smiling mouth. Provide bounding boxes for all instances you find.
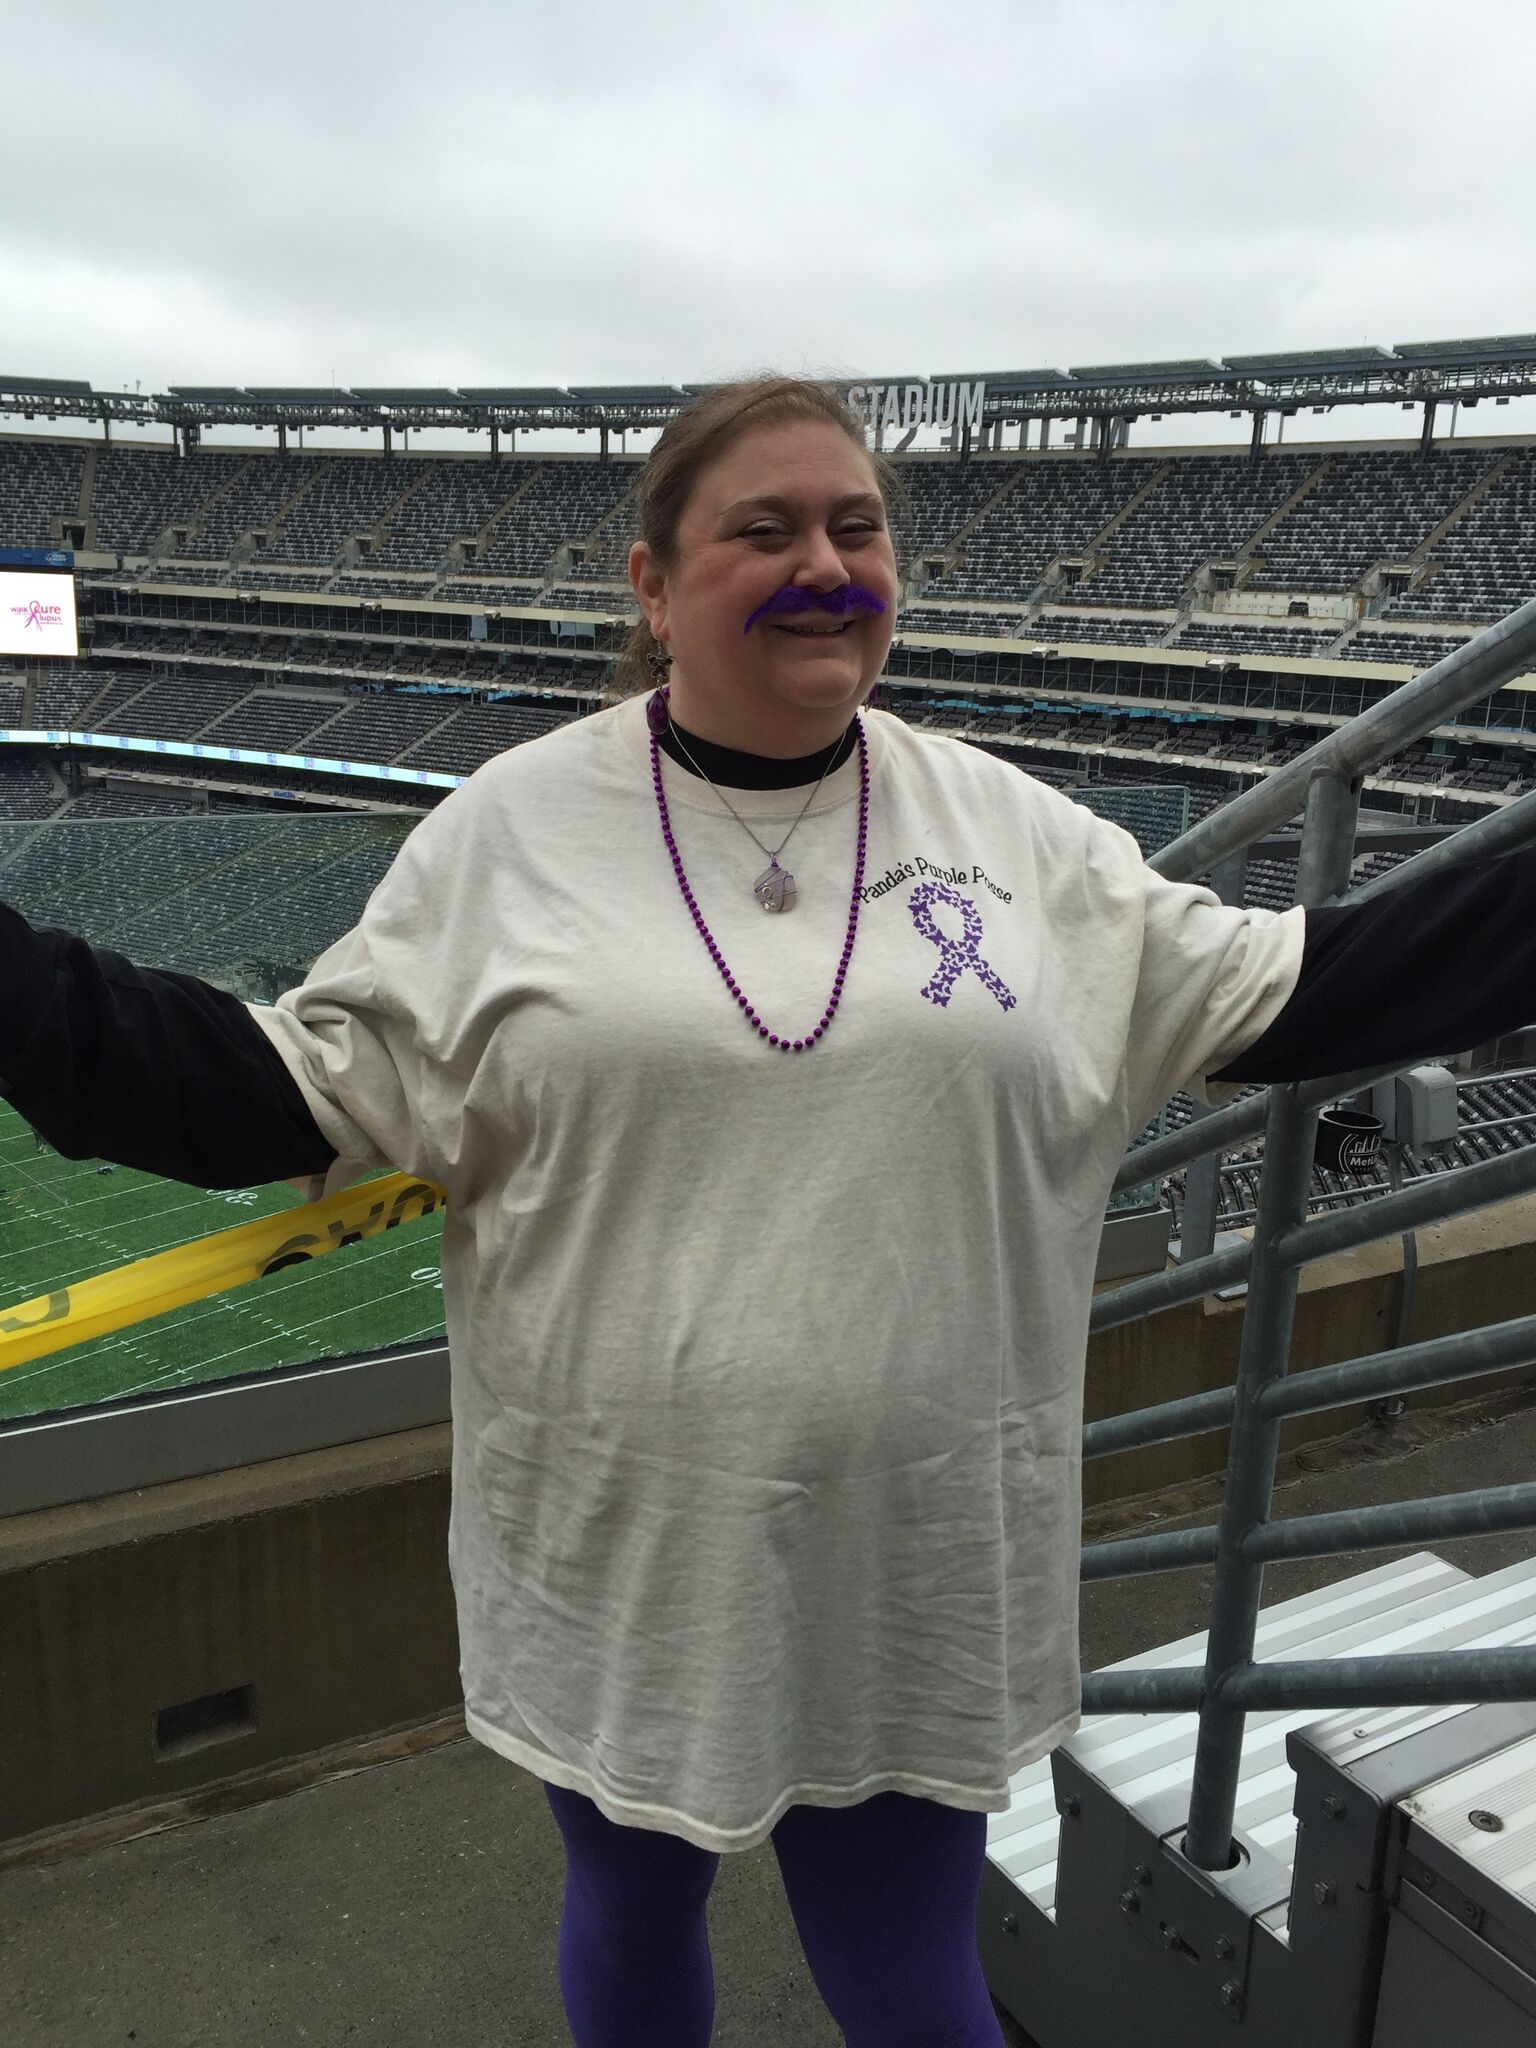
[771,620,857,636]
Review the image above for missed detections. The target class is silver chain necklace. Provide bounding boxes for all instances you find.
[662,720,845,913]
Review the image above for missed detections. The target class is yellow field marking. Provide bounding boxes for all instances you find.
[0,1224,442,1396]
[0,1173,449,1371]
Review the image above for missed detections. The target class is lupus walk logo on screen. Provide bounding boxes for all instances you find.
[11,599,63,632]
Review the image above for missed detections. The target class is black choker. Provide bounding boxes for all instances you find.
[658,716,858,792]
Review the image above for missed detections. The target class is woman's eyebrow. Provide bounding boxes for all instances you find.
[717,492,885,522]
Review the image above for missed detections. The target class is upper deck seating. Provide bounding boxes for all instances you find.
[472,464,635,580]
[366,458,547,573]
[0,441,87,547]
[1070,454,1314,608]
[1249,448,1490,592]
[252,460,417,568]
[1383,448,1536,623]
[899,458,1020,562]
[928,460,1146,604]
[91,449,250,557]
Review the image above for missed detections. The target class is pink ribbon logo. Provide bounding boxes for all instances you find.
[11,602,57,631]
[908,882,1017,1011]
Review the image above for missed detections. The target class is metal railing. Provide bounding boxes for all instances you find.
[1080,591,1536,1872]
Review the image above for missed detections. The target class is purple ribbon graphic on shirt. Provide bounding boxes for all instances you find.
[908,883,1017,1012]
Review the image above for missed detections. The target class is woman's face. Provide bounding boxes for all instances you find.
[630,416,900,754]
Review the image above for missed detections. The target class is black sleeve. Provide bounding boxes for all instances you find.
[1213,845,1536,1086]
[0,901,337,1189]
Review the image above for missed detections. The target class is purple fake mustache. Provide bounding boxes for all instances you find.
[743,584,888,636]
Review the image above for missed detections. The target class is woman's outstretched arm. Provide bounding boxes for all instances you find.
[0,901,336,1189]
[1214,846,1536,1086]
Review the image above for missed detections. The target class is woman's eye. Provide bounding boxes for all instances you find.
[738,520,880,543]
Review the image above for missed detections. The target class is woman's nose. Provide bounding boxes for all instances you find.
[792,529,851,589]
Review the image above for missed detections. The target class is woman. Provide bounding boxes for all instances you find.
[5,377,1536,2048]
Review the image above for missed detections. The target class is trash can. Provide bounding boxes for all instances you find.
[1315,1106,1384,1175]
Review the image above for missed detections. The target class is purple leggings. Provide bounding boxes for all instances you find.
[544,1782,1007,2047]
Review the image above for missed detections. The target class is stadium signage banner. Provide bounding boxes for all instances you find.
[0,547,73,569]
[0,571,79,658]
[844,380,986,438]
[0,729,466,791]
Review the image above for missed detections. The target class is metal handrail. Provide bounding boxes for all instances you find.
[1081,1307,1536,1467]
[1147,591,1536,884]
[1085,594,1536,1873]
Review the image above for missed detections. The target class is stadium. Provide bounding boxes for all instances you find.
[6,344,1536,2046]
[7,344,1536,1387]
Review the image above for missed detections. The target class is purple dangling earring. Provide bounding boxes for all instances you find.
[645,644,673,735]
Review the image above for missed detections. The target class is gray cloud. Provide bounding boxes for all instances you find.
[3,0,1534,398]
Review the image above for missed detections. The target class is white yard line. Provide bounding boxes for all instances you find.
[0,1194,436,1298]
[0,1152,71,1211]
[102,1278,439,1402]
[0,1236,442,1397]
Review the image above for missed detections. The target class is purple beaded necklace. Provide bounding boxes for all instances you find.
[647,691,871,1054]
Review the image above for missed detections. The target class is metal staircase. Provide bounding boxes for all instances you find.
[981,592,1536,2047]
[985,1553,1536,2045]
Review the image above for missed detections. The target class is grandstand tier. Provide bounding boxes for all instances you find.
[2,418,1534,832]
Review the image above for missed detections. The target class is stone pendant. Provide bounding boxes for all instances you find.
[754,859,796,913]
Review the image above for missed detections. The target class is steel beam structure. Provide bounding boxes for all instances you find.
[5,333,1536,438]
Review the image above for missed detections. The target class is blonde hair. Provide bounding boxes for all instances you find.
[612,373,910,695]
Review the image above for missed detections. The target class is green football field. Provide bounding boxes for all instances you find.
[0,1099,447,1425]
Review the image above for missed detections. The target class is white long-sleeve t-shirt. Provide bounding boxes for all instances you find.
[250,694,1305,1853]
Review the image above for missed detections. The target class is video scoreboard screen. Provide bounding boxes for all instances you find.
[0,548,79,658]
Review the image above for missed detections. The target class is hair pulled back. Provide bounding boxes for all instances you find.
[613,373,910,695]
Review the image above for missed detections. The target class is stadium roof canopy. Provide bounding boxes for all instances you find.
[565,384,687,404]
[244,386,357,403]
[7,335,1536,438]
[1392,334,1536,366]
[933,369,1071,390]
[350,386,464,404]
[0,375,93,397]
[1067,358,1224,385]
[457,386,572,403]
[1223,347,1395,375]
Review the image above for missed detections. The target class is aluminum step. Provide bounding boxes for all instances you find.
[990,1551,1536,1920]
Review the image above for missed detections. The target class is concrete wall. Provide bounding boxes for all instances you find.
[4,1198,1534,1858]
[0,1430,458,1859]
[1084,1191,1536,1507]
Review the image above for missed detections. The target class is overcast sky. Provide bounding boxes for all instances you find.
[6,0,1536,448]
